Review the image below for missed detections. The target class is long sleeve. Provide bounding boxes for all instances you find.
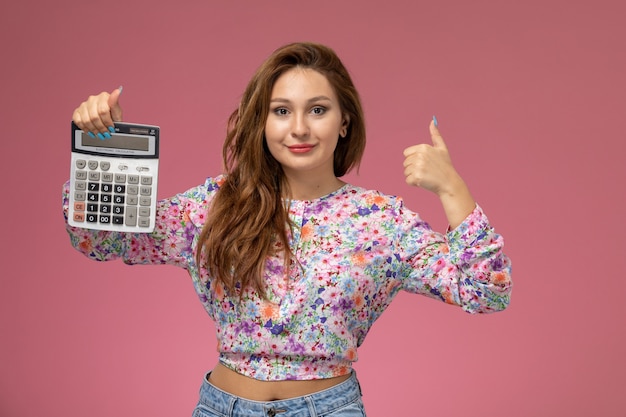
[396,201,512,314]
[62,177,219,270]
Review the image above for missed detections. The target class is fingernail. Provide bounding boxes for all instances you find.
[433,115,438,127]
[118,86,123,95]
[87,131,96,138]
[103,132,111,139]
[97,133,105,140]
[108,126,115,133]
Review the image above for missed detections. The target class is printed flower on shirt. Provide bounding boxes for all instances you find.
[353,293,365,308]
[432,256,447,273]
[365,194,388,208]
[78,238,93,254]
[345,347,357,361]
[351,251,368,268]
[212,280,225,301]
[490,270,511,287]
[300,222,314,242]
[260,301,280,322]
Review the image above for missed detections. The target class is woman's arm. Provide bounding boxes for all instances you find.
[63,88,214,269]
[400,119,512,312]
[62,179,209,269]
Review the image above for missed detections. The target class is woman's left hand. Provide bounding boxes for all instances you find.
[403,120,476,228]
[403,120,462,194]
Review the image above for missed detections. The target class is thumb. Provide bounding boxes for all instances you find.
[107,86,124,122]
[429,116,447,150]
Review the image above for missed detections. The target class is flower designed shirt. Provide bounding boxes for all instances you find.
[62,176,512,381]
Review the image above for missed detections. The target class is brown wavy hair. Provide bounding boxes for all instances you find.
[196,42,366,298]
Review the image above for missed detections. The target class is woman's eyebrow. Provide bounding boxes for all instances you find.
[270,95,333,104]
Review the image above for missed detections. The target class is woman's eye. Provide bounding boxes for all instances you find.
[311,106,326,115]
[273,108,289,116]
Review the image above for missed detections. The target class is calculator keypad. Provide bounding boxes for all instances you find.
[72,159,153,229]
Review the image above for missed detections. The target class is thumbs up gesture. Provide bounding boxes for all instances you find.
[403,118,459,195]
[403,118,476,228]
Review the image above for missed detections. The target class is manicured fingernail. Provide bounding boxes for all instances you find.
[103,132,111,139]
[118,86,123,95]
[108,126,115,133]
[87,131,96,138]
[433,115,438,127]
[97,133,105,140]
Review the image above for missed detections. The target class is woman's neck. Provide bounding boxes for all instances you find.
[283,173,345,201]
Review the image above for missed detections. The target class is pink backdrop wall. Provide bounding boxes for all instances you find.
[1,0,625,416]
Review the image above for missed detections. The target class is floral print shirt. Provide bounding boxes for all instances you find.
[62,175,512,381]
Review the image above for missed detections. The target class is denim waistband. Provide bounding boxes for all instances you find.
[194,371,363,417]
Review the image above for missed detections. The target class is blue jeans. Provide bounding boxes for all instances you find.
[192,371,367,417]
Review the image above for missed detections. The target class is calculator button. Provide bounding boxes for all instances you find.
[125,206,137,226]
[72,154,156,231]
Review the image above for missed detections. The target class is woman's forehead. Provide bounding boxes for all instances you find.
[271,68,337,102]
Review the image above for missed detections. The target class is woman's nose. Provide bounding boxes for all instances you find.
[290,114,310,138]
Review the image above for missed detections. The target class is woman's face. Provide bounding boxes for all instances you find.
[264,67,347,181]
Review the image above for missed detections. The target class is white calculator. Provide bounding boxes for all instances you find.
[68,121,160,233]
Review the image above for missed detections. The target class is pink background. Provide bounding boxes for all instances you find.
[1,0,625,416]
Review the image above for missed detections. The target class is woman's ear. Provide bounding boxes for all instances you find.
[340,114,350,138]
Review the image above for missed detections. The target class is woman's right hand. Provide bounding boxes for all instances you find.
[72,87,123,139]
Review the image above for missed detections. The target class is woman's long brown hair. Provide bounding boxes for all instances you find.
[196,42,366,298]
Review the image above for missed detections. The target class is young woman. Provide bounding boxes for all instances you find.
[65,42,512,416]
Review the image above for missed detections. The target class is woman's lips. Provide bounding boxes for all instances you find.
[287,144,315,153]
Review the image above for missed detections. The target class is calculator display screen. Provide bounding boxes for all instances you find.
[81,132,150,151]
